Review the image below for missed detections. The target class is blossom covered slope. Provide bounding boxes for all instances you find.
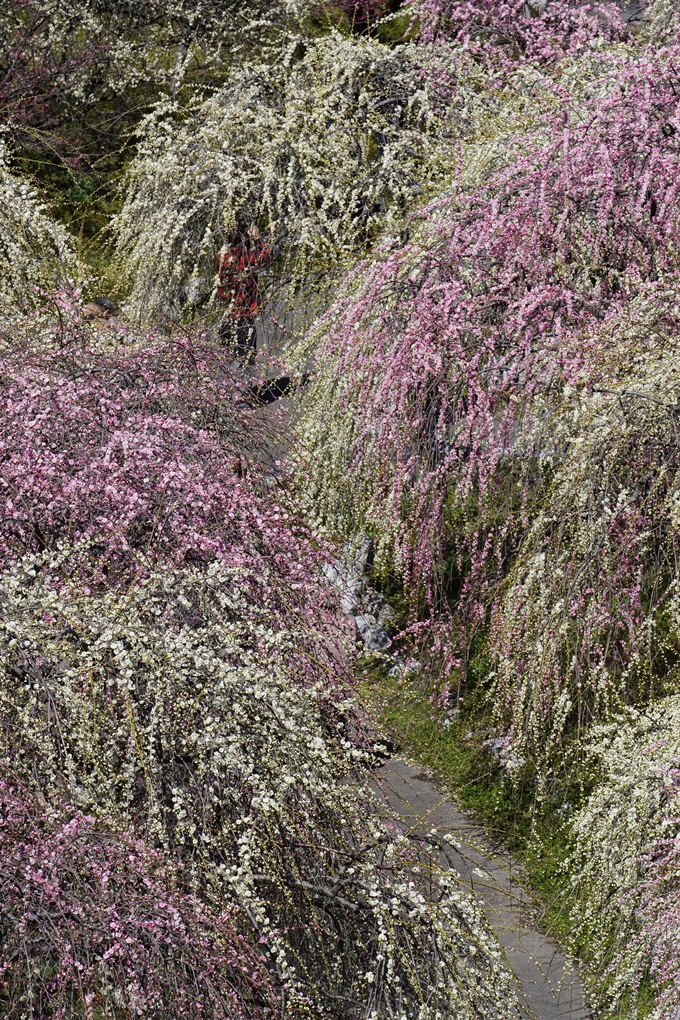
[289,2,680,1015]
[0,320,518,1018]
[6,0,680,1017]
[295,2,680,692]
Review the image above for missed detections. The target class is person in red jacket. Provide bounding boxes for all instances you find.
[216,220,271,363]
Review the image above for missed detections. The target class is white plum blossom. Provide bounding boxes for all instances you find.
[0,143,77,316]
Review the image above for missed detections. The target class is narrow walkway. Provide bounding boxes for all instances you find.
[375,758,590,1020]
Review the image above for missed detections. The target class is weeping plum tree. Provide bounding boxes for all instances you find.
[0,143,77,315]
[0,0,338,251]
[569,697,680,1020]
[492,286,680,762]
[294,7,680,669]
[0,315,518,1019]
[112,24,490,322]
[0,0,319,151]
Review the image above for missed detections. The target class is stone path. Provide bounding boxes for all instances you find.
[375,758,590,1020]
[259,388,592,1018]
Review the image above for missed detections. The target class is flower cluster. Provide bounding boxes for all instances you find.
[0,333,307,570]
[0,777,274,1020]
[0,143,77,315]
[570,699,680,1019]
[416,0,627,60]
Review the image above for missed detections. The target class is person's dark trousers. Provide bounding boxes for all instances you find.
[248,377,291,405]
[219,317,256,364]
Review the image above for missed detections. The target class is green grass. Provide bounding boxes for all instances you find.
[359,657,668,1017]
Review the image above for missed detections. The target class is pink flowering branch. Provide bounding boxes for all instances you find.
[0,774,278,1020]
[415,0,629,59]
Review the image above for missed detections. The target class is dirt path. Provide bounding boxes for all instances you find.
[375,758,590,1020]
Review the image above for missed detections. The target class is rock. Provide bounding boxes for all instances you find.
[355,615,391,652]
[366,630,391,652]
[386,657,425,678]
[325,533,398,653]
[442,709,461,730]
[322,563,339,585]
[377,603,397,629]
[354,613,376,635]
[343,533,374,577]
[339,592,358,615]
